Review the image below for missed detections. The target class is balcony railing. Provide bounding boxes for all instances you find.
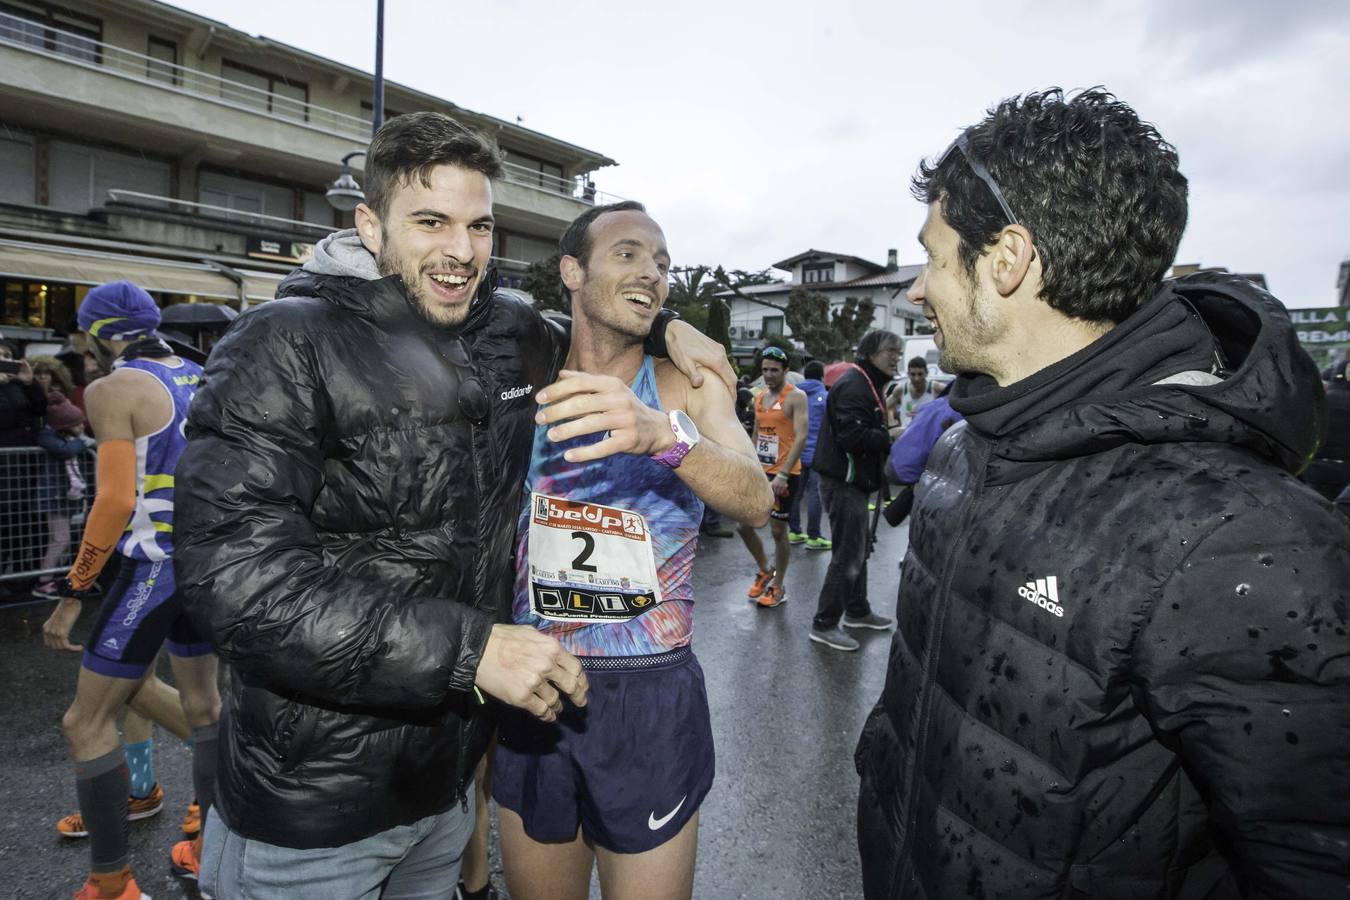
[0,10,620,207]
[101,189,557,275]
[105,189,338,235]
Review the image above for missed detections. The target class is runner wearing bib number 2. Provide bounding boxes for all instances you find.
[736,346,808,609]
[493,203,772,900]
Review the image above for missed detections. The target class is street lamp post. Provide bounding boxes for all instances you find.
[327,2,383,211]
[372,0,384,136]
[325,151,366,211]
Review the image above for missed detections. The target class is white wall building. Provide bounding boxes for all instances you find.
[721,249,926,362]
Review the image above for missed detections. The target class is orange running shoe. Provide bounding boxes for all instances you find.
[758,584,787,608]
[181,800,201,839]
[746,569,775,599]
[58,784,164,838]
[170,834,203,883]
[72,865,150,899]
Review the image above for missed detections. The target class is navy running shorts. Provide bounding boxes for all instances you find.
[82,557,213,679]
[767,471,800,521]
[492,646,715,854]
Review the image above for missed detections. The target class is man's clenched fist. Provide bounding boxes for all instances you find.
[474,624,588,722]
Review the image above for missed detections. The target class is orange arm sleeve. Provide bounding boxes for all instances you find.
[67,439,137,590]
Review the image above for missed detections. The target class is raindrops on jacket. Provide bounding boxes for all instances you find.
[1258,552,1274,566]
[1235,583,1251,596]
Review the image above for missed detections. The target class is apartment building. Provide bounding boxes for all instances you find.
[0,0,616,346]
[720,248,926,362]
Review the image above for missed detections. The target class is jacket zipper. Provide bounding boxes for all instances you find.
[429,334,489,813]
[887,436,991,896]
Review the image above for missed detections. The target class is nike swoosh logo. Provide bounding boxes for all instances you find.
[647,795,687,831]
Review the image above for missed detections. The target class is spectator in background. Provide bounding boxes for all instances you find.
[1,338,46,581]
[0,338,45,446]
[30,391,93,598]
[788,359,830,550]
[882,381,962,529]
[1303,359,1350,501]
[884,356,933,430]
[30,354,76,398]
[808,330,901,651]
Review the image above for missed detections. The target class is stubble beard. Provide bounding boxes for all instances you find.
[377,242,474,328]
[937,279,1001,376]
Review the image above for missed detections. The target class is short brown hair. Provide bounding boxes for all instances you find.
[363,112,505,220]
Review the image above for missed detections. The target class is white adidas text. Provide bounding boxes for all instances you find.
[1018,576,1064,618]
[500,384,533,401]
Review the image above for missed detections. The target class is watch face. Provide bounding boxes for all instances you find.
[673,409,700,443]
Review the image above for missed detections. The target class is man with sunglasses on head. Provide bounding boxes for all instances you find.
[855,88,1350,898]
[173,113,732,898]
[737,345,808,609]
[493,201,771,900]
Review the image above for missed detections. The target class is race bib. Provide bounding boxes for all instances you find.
[527,492,663,623]
[756,432,779,467]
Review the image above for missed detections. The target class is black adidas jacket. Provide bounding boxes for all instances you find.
[176,231,566,847]
[856,273,1350,898]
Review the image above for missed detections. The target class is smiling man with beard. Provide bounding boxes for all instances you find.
[174,113,731,899]
[855,88,1350,899]
[493,202,771,900]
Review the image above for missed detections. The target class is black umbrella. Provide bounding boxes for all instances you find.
[160,303,239,331]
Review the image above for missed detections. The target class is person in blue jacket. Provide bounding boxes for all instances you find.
[788,360,831,549]
[883,381,961,528]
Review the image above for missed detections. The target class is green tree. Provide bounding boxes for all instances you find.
[520,253,567,314]
[785,287,875,361]
[705,297,731,353]
[666,265,717,332]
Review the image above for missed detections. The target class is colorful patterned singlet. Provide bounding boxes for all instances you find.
[114,356,202,562]
[513,356,704,656]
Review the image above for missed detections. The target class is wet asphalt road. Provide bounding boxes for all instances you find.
[0,518,911,899]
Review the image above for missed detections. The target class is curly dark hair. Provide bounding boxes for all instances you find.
[364,112,504,220]
[912,87,1188,324]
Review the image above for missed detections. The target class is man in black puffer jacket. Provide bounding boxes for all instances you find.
[856,88,1349,899]
[810,329,903,651]
[175,113,726,896]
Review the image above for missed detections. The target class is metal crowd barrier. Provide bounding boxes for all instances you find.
[0,444,95,583]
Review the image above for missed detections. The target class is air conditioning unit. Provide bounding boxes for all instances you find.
[728,326,741,338]
[746,328,761,339]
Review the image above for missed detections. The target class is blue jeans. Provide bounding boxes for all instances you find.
[199,802,474,899]
[787,465,824,538]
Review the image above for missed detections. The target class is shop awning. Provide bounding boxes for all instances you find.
[0,240,284,303]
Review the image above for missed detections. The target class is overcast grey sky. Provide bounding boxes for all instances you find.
[175,0,1350,307]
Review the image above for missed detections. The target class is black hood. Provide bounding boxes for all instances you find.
[274,229,498,334]
[950,271,1327,480]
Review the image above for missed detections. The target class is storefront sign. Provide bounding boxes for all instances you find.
[1290,307,1350,347]
[247,236,314,264]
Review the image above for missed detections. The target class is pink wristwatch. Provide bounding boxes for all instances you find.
[650,409,701,468]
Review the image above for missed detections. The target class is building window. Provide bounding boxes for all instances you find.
[221,60,308,122]
[503,150,565,192]
[1,279,74,329]
[198,170,295,221]
[360,100,404,126]
[47,140,172,213]
[146,36,177,84]
[762,316,784,337]
[496,230,558,267]
[0,131,35,205]
[802,263,833,284]
[0,2,101,62]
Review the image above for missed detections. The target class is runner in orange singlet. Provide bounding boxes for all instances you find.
[737,346,807,608]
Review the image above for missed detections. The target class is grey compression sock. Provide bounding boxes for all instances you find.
[191,722,219,820]
[74,747,130,873]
